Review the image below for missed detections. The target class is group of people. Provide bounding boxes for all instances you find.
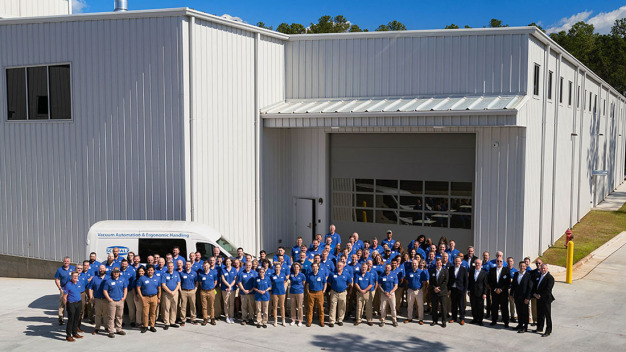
[56,225,555,343]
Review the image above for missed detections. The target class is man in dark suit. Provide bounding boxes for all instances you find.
[429,258,449,327]
[468,259,488,325]
[466,246,478,269]
[511,261,533,332]
[488,257,511,327]
[448,256,468,325]
[533,264,555,337]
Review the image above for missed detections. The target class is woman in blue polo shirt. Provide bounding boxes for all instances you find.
[270,263,287,326]
[288,263,306,326]
[253,267,272,328]
[221,257,238,324]
[137,265,161,333]
[63,272,83,342]
[133,267,145,328]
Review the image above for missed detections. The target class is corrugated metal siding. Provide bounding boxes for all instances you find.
[0,0,69,18]
[285,34,528,99]
[0,16,187,262]
[258,35,284,108]
[190,18,257,253]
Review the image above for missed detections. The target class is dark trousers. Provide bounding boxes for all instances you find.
[515,298,530,330]
[491,291,509,324]
[485,288,491,315]
[430,292,448,324]
[450,288,466,321]
[470,295,485,323]
[537,300,552,333]
[66,301,82,337]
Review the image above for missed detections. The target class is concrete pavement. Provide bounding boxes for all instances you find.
[2,248,626,351]
[594,181,626,211]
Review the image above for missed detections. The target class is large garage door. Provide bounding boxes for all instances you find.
[330,133,475,250]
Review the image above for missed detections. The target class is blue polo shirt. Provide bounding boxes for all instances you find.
[392,266,405,284]
[103,261,120,276]
[289,272,306,294]
[371,245,384,255]
[137,275,160,296]
[197,269,218,290]
[353,239,364,250]
[180,270,198,290]
[482,260,496,272]
[371,264,385,277]
[406,268,429,290]
[461,260,470,269]
[78,272,91,293]
[381,238,396,249]
[369,270,379,292]
[113,255,124,264]
[291,245,303,261]
[104,277,127,301]
[321,259,335,274]
[446,248,460,260]
[307,246,323,260]
[273,254,292,267]
[237,269,258,294]
[348,262,361,276]
[329,271,352,293]
[161,271,181,291]
[270,272,287,295]
[354,271,374,291]
[119,267,136,287]
[306,271,327,292]
[63,281,83,303]
[378,272,398,293]
[88,261,101,275]
[294,260,311,274]
[55,265,75,287]
[253,276,272,301]
[172,255,186,267]
[89,275,108,299]
[221,267,238,290]
[192,261,204,273]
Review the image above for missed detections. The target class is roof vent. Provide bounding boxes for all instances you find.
[114,0,128,12]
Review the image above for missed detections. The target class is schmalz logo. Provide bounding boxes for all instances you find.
[106,246,130,255]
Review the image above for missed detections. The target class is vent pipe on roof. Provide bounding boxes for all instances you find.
[114,0,128,12]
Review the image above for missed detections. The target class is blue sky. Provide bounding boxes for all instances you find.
[74,0,626,34]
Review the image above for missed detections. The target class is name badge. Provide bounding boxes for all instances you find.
[333,275,337,278]
[144,280,149,284]
[202,277,206,281]
[243,275,247,278]
[183,275,188,279]
[111,282,116,286]
[166,276,171,280]
[257,279,260,282]
[358,277,363,281]
[382,278,387,281]
[409,274,414,278]
[316,278,321,282]
[273,276,277,279]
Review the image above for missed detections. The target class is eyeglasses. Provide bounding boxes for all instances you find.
[496,260,503,263]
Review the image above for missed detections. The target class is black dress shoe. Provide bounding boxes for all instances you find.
[328,323,334,327]
[442,323,446,328]
[130,322,136,328]
[430,322,437,326]
[59,318,64,326]
[504,324,509,328]
[149,327,157,332]
[542,332,551,337]
[170,324,179,328]
[163,325,169,330]
[337,322,343,326]
[140,327,147,333]
[490,322,497,326]
[518,329,526,333]
[534,329,542,333]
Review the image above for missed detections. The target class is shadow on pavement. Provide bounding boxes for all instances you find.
[20,294,68,340]
[310,332,449,352]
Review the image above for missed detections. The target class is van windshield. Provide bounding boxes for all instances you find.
[216,238,238,257]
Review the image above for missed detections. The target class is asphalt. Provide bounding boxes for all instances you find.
[2,247,626,351]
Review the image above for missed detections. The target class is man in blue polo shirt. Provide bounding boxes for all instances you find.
[370,238,384,256]
[405,259,429,324]
[325,224,341,251]
[118,259,136,327]
[273,246,292,267]
[103,268,127,338]
[78,261,93,325]
[112,247,124,264]
[378,263,398,327]
[103,253,120,276]
[88,265,108,335]
[237,260,258,325]
[88,252,101,276]
[292,237,304,263]
[172,246,186,267]
[305,262,327,327]
[55,256,75,325]
[354,262,374,326]
[180,261,199,325]
[381,230,395,249]
[63,271,83,342]
[161,261,181,329]
[328,262,352,327]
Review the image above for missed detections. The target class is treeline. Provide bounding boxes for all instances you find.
[256,16,626,93]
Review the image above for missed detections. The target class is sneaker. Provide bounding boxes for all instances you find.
[263,324,267,328]
[392,321,398,327]
[379,321,384,327]
[272,321,277,327]
[289,322,295,326]
[296,322,301,327]
[116,331,126,335]
[108,333,115,338]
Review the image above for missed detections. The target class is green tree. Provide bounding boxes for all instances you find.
[444,23,459,29]
[349,24,363,32]
[256,22,273,30]
[527,22,544,32]
[276,22,306,34]
[489,18,508,27]
[464,25,472,28]
[308,15,351,33]
[375,20,407,31]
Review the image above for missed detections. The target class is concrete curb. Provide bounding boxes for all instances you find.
[552,231,626,282]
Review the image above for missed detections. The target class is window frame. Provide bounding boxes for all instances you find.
[568,81,573,107]
[5,62,73,122]
[533,64,540,97]
[547,70,553,100]
[559,76,563,104]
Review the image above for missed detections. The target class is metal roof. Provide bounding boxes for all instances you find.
[261,95,524,116]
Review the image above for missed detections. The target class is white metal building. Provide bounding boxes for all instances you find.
[0,5,624,269]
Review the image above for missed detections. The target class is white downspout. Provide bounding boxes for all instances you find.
[538,44,549,256]
[186,16,195,221]
[550,53,561,245]
[254,32,262,255]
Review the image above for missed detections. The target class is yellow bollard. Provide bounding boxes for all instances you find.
[565,241,574,284]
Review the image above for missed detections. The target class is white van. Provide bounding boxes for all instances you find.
[86,220,238,262]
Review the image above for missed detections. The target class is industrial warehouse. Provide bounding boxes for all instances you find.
[0,0,625,273]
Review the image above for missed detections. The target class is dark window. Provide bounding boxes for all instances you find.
[568,81,573,106]
[5,64,71,121]
[6,68,27,120]
[195,242,216,261]
[533,64,540,96]
[577,86,580,108]
[589,92,592,111]
[547,71,553,100]
[138,238,187,261]
[559,77,563,103]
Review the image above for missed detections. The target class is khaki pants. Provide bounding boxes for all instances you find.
[108,300,124,333]
[395,287,405,313]
[180,289,197,321]
[509,296,516,318]
[531,297,538,323]
[222,290,235,319]
[373,289,381,314]
[356,290,373,323]
[80,291,87,320]
[134,294,144,325]
[407,288,425,321]
[289,293,304,323]
[162,291,179,325]
[380,291,397,323]
[271,294,286,323]
[200,289,216,320]
[214,288,223,318]
[94,298,109,330]
[256,300,269,325]
[329,290,347,324]
[306,290,324,326]
[58,292,65,318]
[241,294,256,321]
[142,295,158,328]
[126,290,136,323]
